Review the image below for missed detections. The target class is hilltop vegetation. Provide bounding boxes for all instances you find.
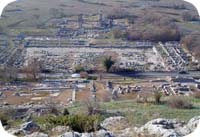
[0,0,198,29]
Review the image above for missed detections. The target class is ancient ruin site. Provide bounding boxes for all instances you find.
[0,13,193,72]
[0,0,200,137]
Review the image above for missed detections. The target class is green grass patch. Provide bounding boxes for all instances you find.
[102,99,200,126]
[67,97,200,127]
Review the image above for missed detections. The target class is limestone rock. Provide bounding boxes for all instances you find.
[116,128,136,137]
[51,126,70,133]
[95,129,114,137]
[176,126,191,136]
[21,121,40,134]
[187,116,200,132]
[81,133,93,137]
[136,118,183,137]
[10,129,24,136]
[13,92,21,96]
[60,132,80,137]
[25,132,48,137]
[101,116,129,131]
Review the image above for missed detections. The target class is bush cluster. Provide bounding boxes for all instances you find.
[0,108,17,126]
[106,8,130,19]
[110,10,182,42]
[193,92,200,99]
[167,96,193,109]
[45,114,102,133]
[181,33,200,60]
[87,76,97,80]
[0,114,9,126]
[153,91,162,104]
[112,26,181,42]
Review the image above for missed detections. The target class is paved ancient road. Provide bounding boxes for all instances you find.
[19,71,200,79]
[103,71,200,78]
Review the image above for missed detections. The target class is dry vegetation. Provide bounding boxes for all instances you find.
[181,32,200,60]
[193,92,200,99]
[167,96,193,109]
[111,10,182,42]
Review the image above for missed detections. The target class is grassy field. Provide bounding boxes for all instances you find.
[177,22,200,34]
[67,97,200,127]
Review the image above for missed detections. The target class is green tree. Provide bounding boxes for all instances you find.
[102,56,115,72]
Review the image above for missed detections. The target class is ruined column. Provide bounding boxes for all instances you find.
[72,83,78,102]
[90,81,96,102]
[98,10,103,27]
[78,14,83,29]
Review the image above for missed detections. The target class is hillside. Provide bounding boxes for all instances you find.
[0,0,200,59]
[0,0,198,29]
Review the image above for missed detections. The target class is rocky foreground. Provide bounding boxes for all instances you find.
[7,116,200,137]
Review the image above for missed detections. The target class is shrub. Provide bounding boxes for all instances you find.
[84,99,101,115]
[181,33,200,59]
[46,101,60,116]
[127,26,181,42]
[0,108,17,122]
[45,114,102,133]
[167,96,193,109]
[106,8,130,19]
[63,108,70,116]
[153,91,162,104]
[181,11,198,21]
[87,76,97,80]
[136,94,149,104]
[111,29,127,39]
[74,65,85,73]
[193,92,200,99]
[0,114,9,126]
[50,107,59,115]
[80,71,88,78]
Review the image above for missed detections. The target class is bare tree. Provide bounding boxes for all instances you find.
[0,66,18,81]
[106,8,130,19]
[84,98,101,115]
[181,11,198,21]
[24,59,42,81]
